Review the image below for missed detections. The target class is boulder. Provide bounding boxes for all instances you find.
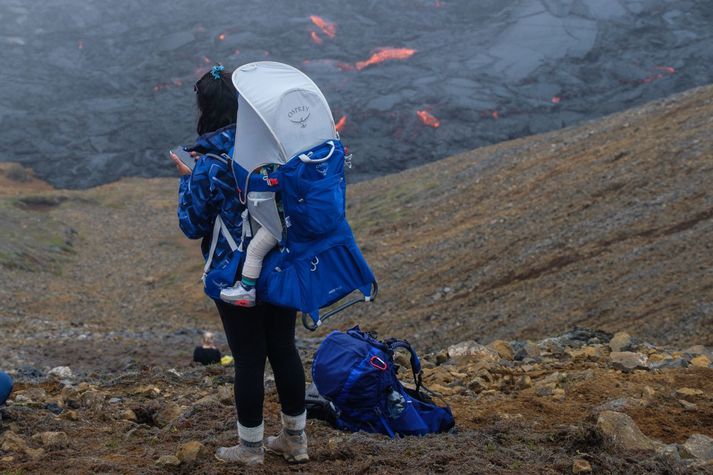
[650,358,688,370]
[681,434,713,461]
[608,332,632,352]
[596,411,656,452]
[609,352,648,371]
[176,440,208,463]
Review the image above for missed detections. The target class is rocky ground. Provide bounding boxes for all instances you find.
[1,330,713,473]
[1,85,713,473]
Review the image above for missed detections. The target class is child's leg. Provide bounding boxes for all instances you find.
[241,226,279,283]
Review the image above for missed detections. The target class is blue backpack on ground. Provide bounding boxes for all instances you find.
[312,326,455,437]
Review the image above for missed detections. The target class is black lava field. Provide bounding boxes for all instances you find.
[1,0,712,188]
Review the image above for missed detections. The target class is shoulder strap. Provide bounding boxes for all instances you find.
[201,215,239,282]
[385,339,423,392]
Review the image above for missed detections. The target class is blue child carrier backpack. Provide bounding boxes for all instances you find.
[227,61,377,330]
[312,326,455,437]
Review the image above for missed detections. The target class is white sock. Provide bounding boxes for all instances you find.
[282,411,306,435]
[238,421,264,444]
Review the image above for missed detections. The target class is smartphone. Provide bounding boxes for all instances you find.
[170,147,195,171]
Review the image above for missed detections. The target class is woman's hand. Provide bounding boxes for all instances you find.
[169,151,193,176]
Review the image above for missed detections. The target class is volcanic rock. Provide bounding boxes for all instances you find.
[48,366,73,379]
[32,431,69,449]
[596,411,656,452]
[572,458,592,474]
[447,341,499,362]
[1,432,27,452]
[176,440,208,463]
[609,352,648,371]
[487,340,513,360]
[513,341,541,361]
[691,355,711,368]
[154,402,185,428]
[608,332,632,352]
[681,434,713,461]
[156,455,181,466]
[676,387,704,399]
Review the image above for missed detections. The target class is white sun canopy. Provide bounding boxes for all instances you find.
[231,61,337,173]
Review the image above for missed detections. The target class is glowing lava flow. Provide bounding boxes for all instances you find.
[335,115,347,132]
[310,31,323,45]
[217,33,226,41]
[551,96,561,104]
[416,110,440,128]
[310,15,336,38]
[355,48,417,71]
[641,65,676,84]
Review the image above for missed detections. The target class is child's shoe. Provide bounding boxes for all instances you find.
[220,283,256,307]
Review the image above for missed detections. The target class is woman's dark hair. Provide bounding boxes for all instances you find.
[195,67,238,135]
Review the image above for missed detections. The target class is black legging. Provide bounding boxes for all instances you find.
[215,300,305,428]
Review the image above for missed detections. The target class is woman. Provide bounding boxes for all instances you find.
[170,65,308,466]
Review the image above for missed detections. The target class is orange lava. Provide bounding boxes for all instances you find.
[217,33,226,41]
[335,115,347,132]
[310,31,323,45]
[642,65,676,84]
[355,48,417,71]
[310,15,336,38]
[492,111,499,120]
[416,110,440,128]
[78,40,84,50]
[551,96,561,104]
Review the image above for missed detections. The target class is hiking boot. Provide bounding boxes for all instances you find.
[266,412,309,463]
[214,443,264,465]
[220,283,256,307]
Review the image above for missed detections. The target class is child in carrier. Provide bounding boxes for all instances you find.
[220,166,279,307]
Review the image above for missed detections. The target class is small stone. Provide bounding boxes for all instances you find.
[156,455,181,466]
[429,383,456,396]
[691,355,711,368]
[1,432,27,452]
[176,440,207,463]
[685,345,712,358]
[650,358,688,369]
[435,350,449,365]
[133,385,161,398]
[467,377,487,393]
[48,366,73,379]
[608,332,632,352]
[655,444,681,465]
[678,399,697,410]
[24,447,45,460]
[217,385,234,405]
[0,455,15,463]
[447,341,500,362]
[32,431,69,449]
[154,402,185,428]
[594,397,647,413]
[552,387,566,401]
[596,411,656,452]
[647,352,670,363]
[120,409,138,422]
[676,387,704,399]
[44,402,63,415]
[572,458,592,473]
[681,434,713,461]
[513,341,540,361]
[641,386,656,399]
[63,410,79,421]
[609,352,648,371]
[108,397,122,404]
[517,374,532,389]
[487,340,514,360]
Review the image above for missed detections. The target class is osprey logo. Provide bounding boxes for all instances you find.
[316,163,328,176]
[288,105,311,128]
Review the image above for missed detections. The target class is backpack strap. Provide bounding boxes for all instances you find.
[201,215,239,282]
[385,339,423,393]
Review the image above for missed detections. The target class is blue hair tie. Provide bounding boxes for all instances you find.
[210,64,225,79]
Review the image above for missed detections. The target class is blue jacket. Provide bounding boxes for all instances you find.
[177,125,243,283]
